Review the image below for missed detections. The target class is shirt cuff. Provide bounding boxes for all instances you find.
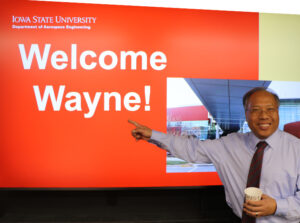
[148,130,168,150]
[275,198,288,217]
[150,130,165,140]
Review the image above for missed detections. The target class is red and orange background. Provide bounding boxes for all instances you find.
[0,1,259,187]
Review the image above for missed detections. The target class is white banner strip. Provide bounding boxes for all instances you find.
[33,0,300,15]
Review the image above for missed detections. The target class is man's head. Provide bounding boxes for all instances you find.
[243,87,279,139]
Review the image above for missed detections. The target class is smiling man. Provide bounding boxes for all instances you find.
[243,88,279,140]
[129,87,300,223]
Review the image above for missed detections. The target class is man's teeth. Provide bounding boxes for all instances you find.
[259,124,270,127]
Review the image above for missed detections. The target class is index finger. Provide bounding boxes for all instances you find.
[128,119,141,127]
[246,200,263,207]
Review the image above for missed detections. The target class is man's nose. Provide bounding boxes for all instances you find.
[258,109,270,118]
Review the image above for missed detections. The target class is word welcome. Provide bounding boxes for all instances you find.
[33,85,151,118]
[19,44,167,70]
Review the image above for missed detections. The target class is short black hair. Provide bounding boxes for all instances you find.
[243,87,280,110]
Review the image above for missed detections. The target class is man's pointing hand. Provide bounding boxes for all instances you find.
[128,120,152,141]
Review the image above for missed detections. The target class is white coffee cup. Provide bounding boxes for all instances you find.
[244,187,262,201]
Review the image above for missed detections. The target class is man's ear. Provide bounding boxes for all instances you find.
[244,110,249,122]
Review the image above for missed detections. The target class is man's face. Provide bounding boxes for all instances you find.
[245,91,279,139]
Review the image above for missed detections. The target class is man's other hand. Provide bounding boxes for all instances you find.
[128,120,152,141]
[243,194,277,218]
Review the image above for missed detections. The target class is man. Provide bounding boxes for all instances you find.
[129,87,300,222]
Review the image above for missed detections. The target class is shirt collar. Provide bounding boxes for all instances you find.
[247,129,280,152]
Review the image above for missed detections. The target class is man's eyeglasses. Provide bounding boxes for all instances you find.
[246,107,278,115]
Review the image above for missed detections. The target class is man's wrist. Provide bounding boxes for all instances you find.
[274,198,287,217]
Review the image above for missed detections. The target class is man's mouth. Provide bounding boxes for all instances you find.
[258,123,271,130]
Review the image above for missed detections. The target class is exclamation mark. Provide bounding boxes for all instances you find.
[144,85,150,111]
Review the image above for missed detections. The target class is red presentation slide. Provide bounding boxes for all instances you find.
[0,1,258,188]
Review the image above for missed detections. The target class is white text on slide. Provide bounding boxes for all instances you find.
[19,44,167,71]
[33,85,151,118]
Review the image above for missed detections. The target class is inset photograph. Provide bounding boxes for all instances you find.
[166,78,300,173]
